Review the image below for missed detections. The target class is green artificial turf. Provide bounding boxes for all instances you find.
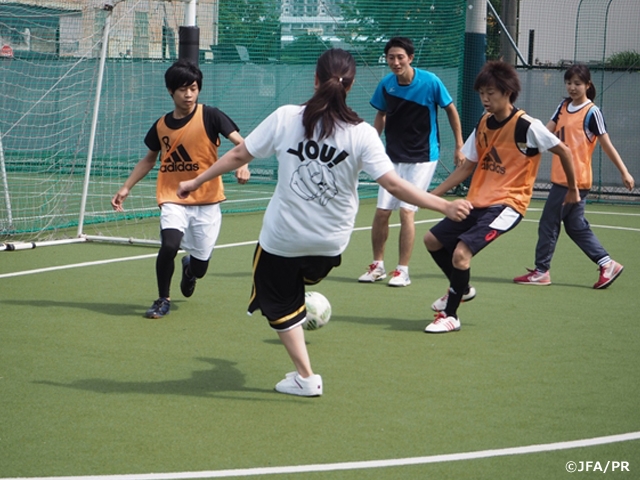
[1,199,639,479]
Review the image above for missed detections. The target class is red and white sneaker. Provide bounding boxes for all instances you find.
[358,262,386,282]
[593,260,624,289]
[513,268,551,286]
[388,269,411,287]
[424,311,461,334]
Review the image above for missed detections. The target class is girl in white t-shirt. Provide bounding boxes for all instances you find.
[178,49,472,397]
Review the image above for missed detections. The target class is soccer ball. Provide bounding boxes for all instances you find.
[303,291,332,330]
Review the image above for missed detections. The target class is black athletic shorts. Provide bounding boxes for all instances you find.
[430,205,522,255]
[247,244,341,331]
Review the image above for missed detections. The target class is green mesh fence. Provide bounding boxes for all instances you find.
[488,0,640,203]
[0,0,638,244]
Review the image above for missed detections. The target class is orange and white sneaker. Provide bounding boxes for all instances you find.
[513,268,551,286]
[425,311,461,334]
[593,260,624,289]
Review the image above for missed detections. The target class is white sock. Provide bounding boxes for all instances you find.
[597,256,612,268]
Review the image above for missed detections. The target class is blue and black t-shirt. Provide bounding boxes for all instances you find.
[370,67,453,163]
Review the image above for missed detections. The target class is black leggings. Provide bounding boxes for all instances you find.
[155,229,210,298]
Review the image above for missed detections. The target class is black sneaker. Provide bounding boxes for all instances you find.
[180,255,196,298]
[145,297,170,318]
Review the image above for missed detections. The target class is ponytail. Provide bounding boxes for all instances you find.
[302,49,363,140]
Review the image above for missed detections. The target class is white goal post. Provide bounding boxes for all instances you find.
[0,0,203,251]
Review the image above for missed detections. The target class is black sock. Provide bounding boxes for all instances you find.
[445,267,470,318]
[429,248,454,281]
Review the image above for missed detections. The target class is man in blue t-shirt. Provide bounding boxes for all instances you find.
[358,37,465,288]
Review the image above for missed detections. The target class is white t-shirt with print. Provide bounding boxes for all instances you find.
[244,104,394,257]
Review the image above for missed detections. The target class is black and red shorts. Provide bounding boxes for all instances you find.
[430,205,522,255]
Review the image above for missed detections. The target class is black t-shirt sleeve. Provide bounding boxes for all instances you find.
[143,119,161,152]
[202,105,240,144]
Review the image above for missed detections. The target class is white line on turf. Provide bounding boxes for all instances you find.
[2,217,639,280]
[522,218,640,232]
[0,241,257,280]
[1,431,639,480]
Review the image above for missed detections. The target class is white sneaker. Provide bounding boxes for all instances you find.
[425,312,461,333]
[431,286,476,312]
[388,269,411,287]
[275,373,323,397]
[358,262,386,282]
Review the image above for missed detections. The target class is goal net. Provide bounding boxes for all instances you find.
[1,0,637,249]
[0,0,467,248]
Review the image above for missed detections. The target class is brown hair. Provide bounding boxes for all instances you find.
[474,60,521,103]
[302,49,363,140]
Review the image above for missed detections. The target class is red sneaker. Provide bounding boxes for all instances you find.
[593,260,624,289]
[513,268,551,285]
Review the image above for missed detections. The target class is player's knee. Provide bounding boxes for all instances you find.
[399,208,415,222]
[375,208,392,220]
[160,228,183,252]
[452,244,472,269]
[423,231,440,250]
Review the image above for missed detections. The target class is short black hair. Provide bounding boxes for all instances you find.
[384,37,415,56]
[164,59,203,92]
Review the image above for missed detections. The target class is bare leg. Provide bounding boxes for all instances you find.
[452,241,473,271]
[371,208,392,261]
[278,326,313,378]
[398,207,415,266]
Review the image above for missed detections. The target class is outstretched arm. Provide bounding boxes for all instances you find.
[377,170,472,221]
[599,133,635,190]
[178,142,253,199]
[227,131,250,184]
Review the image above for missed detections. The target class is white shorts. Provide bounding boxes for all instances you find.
[160,203,222,260]
[376,161,438,212]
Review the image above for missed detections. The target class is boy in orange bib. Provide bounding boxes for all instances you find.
[423,61,580,333]
[111,60,249,318]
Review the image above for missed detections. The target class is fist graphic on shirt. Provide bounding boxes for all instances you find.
[290,162,338,206]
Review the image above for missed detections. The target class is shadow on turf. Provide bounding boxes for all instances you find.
[335,314,478,332]
[1,298,183,317]
[35,357,277,398]
[328,272,595,290]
